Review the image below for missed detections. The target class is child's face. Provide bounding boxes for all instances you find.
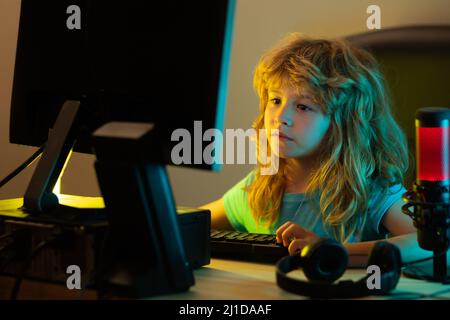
[264,83,330,159]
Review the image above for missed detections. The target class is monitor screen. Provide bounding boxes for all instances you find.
[10,0,235,171]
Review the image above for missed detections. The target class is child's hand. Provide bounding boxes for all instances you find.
[276,221,320,255]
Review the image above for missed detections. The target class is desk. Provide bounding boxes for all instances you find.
[153,258,450,300]
[2,258,448,300]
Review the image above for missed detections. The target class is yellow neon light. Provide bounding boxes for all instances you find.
[52,149,73,196]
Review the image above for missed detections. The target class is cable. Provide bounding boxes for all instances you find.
[425,287,450,299]
[0,229,31,272]
[0,143,46,189]
[400,249,449,282]
[386,251,450,300]
[389,286,450,300]
[9,234,57,300]
[404,264,431,281]
[95,228,113,300]
[402,249,449,269]
[0,238,19,272]
[0,231,15,242]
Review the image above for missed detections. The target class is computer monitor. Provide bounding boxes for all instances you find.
[8,0,235,297]
[10,0,235,211]
[11,0,233,168]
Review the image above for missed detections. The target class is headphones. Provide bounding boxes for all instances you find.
[276,238,402,299]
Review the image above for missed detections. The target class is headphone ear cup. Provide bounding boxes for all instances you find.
[302,238,348,283]
[368,241,402,293]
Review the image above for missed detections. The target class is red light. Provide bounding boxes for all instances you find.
[416,125,449,181]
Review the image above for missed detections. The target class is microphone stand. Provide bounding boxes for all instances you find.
[402,184,450,282]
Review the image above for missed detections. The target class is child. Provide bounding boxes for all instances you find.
[202,33,425,266]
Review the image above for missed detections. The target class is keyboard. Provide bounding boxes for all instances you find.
[210,229,290,263]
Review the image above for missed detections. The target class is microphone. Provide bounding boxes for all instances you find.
[402,107,450,281]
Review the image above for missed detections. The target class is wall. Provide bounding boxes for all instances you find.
[1,0,449,206]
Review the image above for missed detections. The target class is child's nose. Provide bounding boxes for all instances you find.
[275,103,292,126]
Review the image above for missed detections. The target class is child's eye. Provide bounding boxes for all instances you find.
[270,98,281,105]
[296,104,312,112]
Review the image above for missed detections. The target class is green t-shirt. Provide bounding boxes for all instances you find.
[223,170,406,242]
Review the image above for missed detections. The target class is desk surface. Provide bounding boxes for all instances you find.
[0,258,449,300]
[152,258,450,300]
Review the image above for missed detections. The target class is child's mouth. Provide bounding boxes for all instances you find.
[277,133,294,141]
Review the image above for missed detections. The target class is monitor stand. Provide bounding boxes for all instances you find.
[10,100,194,297]
[22,100,82,215]
[92,121,195,297]
[9,100,104,226]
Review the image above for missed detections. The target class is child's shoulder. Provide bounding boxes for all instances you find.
[224,170,256,197]
[367,180,406,210]
[236,169,257,187]
[370,178,406,195]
